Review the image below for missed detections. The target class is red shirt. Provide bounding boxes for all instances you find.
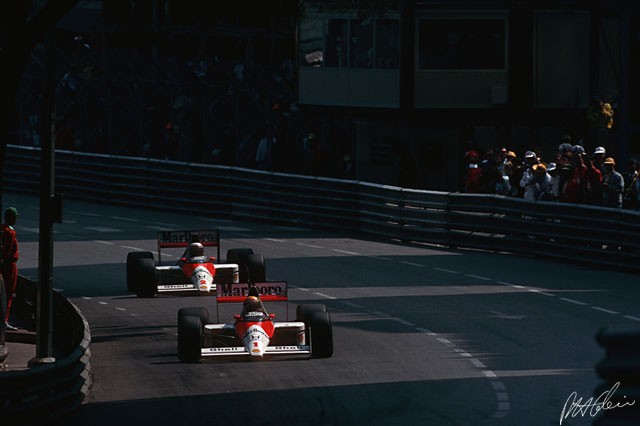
[2,223,19,262]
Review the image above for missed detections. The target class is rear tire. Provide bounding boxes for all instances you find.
[126,251,154,292]
[178,314,202,363]
[178,307,209,326]
[226,248,254,283]
[246,254,266,283]
[132,257,157,297]
[310,311,333,358]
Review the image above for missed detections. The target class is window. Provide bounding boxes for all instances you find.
[350,19,374,68]
[325,19,348,67]
[418,19,506,70]
[375,20,400,69]
[298,16,400,69]
[300,18,324,67]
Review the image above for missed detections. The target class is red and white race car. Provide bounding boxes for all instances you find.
[126,230,265,297]
[177,282,333,362]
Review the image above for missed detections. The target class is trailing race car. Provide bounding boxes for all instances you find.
[126,230,265,297]
[177,282,333,362]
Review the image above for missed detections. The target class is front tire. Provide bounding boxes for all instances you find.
[178,307,209,326]
[246,254,266,283]
[310,311,333,358]
[178,314,203,363]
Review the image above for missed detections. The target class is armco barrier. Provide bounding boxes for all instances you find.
[0,276,91,426]
[4,144,640,271]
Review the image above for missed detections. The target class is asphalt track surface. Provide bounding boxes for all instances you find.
[6,193,639,426]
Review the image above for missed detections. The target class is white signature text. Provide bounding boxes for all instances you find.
[560,382,636,425]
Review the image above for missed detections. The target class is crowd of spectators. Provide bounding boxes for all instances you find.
[463,139,639,210]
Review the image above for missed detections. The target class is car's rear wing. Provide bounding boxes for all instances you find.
[216,281,288,321]
[156,230,220,264]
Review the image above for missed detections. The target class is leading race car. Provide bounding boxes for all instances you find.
[126,230,265,297]
[177,282,333,362]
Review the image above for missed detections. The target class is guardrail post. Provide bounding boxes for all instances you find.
[593,328,640,425]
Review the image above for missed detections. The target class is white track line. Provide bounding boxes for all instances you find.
[296,243,323,249]
[433,267,459,274]
[592,306,619,315]
[559,298,588,306]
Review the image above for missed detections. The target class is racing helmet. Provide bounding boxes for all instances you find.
[243,295,261,312]
[188,242,204,258]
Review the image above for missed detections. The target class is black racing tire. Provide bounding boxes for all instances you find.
[296,304,327,342]
[126,251,154,292]
[310,311,333,358]
[178,307,210,326]
[178,314,202,363]
[296,304,327,323]
[246,254,266,283]
[132,257,157,297]
[226,248,254,283]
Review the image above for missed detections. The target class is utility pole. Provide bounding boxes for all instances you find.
[31,30,63,366]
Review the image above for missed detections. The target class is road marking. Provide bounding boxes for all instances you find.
[367,256,392,261]
[53,288,64,292]
[466,274,491,281]
[149,221,175,227]
[492,382,506,391]
[471,359,486,368]
[146,225,169,231]
[390,318,415,326]
[496,393,509,402]
[82,297,92,300]
[98,301,108,305]
[624,315,640,321]
[264,238,286,243]
[296,243,323,249]
[437,337,453,347]
[333,249,359,255]
[416,327,437,336]
[115,307,126,311]
[94,240,115,245]
[313,292,336,300]
[483,371,497,378]
[85,226,122,233]
[433,267,459,274]
[401,261,425,267]
[528,289,555,296]
[592,306,619,315]
[560,298,588,306]
[218,226,251,232]
[291,286,310,292]
[121,246,145,251]
[69,211,100,217]
[110,216,140,222]
[372,311,390,317]
[498,402,511,411]
[453,348,471,357]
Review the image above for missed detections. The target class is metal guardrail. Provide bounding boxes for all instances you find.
[5,144,640,271]
[0,276,91,426]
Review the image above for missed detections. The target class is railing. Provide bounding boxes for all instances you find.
[0,276,91,426]
[5,144,640,272]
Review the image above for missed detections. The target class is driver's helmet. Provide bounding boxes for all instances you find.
[188,242,205,258]
[243,295,261,312]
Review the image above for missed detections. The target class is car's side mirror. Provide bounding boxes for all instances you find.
[210,257,216,262]
[180,257,187,262]
[269,314,275,319]
[234,315,241,319]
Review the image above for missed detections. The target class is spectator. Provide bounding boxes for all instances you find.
[522,163,553,201]
[593,146,607,176]
[563,153,589,204]
[519,151,539,197]
[547,162,560,200]
[256,128,276,170]
[623,159,639,209]
[587,96,613,150]
[464,150,483,193]
[585,156,603,205]
[602,157,624,209]
[2,207,20,330]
